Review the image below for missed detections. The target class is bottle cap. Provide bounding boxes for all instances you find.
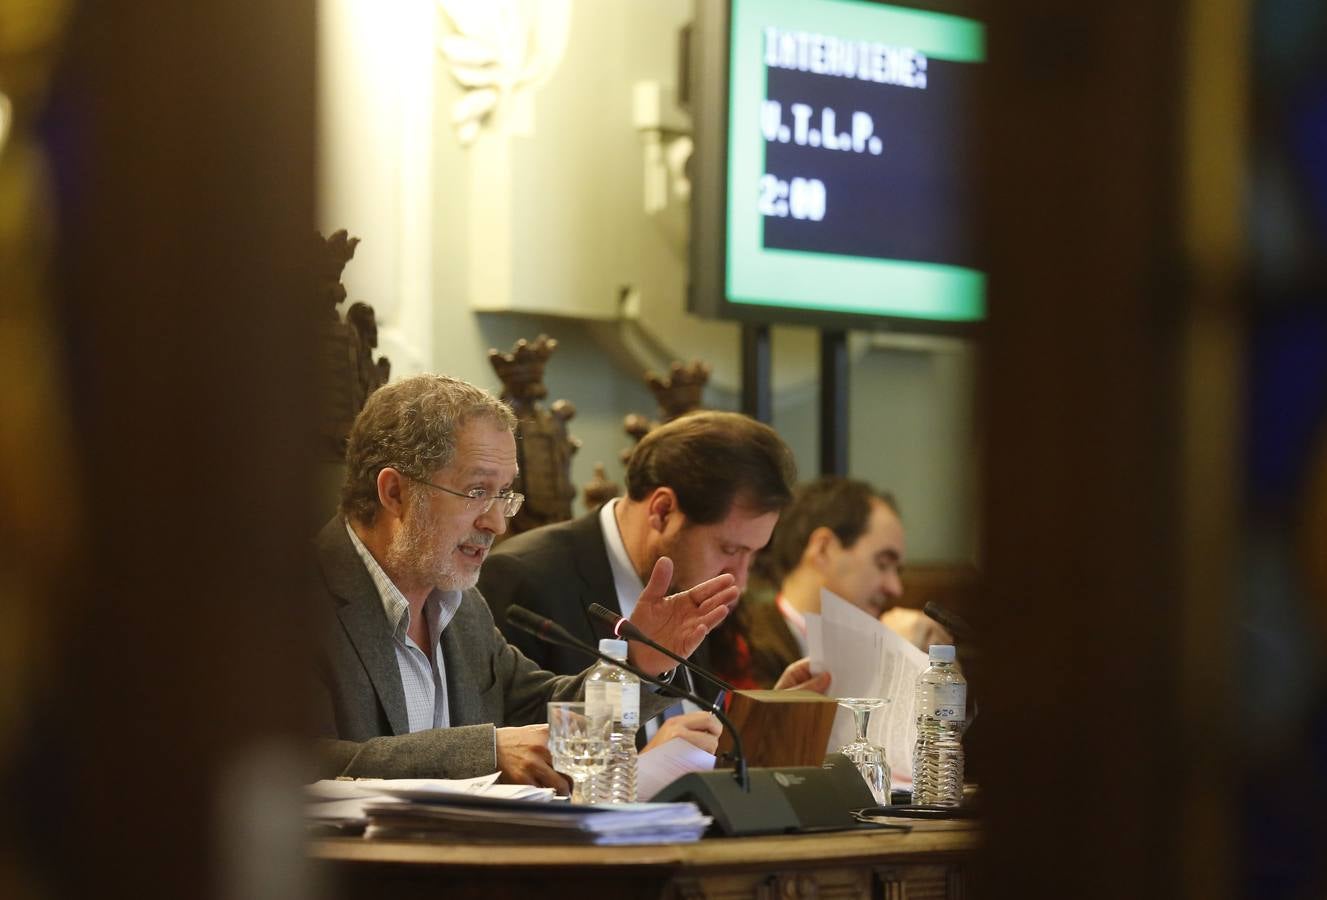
[928,644,956,662]
[598,638,628,660]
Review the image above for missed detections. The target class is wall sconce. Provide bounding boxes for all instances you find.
[633,80,691,216]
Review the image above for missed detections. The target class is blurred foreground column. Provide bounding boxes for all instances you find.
[977,2,1244,898]
[19,2,319,898]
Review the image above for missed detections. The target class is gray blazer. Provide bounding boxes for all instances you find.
[312,517,673,780]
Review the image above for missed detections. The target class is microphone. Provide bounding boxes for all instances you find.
[505,605,751,792]
[923,601,976,645]
[587,602,736,694]
[507,604,586,651]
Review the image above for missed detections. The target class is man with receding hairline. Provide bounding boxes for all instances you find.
[313,374,739,787]
[712,476,950,689]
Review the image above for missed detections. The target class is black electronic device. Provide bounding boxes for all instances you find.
[505,605,878,836]
[688,0,987,334]
[652,752,876,836]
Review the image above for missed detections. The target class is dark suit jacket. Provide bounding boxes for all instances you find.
[312,517,670,779]
[738,584,804,689]
[478,511,721,705]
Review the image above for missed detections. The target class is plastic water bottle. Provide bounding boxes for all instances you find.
[912,644,966,806]
[584,638,639,803]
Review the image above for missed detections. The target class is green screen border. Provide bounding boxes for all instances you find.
[726,0,987,322]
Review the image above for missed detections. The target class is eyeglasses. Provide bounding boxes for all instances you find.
[401,472,524,518]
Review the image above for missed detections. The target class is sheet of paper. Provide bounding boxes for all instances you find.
[306,795,404,823]
[805,613,824,674]
[810,589,928,783]
[362,799,712,844]
[637,737,716,801]
[370,777,554,803]
[304,772,501,802]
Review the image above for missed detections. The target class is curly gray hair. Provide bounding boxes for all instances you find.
[339,374,517,525]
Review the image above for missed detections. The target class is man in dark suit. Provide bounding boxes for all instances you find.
[478,411,802,726]
[314,374,739,786]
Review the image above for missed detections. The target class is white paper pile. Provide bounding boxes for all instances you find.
[305,773,553,830]
[362,797,711,844]
[806,588,929,785]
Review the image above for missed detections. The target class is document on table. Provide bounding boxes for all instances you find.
[806,589,929,784]
[363,799,712,844]
[305,773,554,826]
[637,737,716,801]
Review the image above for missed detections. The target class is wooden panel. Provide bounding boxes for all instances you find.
[717,690,840,767]
[314,824,979,900]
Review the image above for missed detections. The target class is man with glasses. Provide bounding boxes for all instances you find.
[314,374,738,788]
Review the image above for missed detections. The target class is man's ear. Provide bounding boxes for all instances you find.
[645,487,678,533]
[376,467,408,521]
[802,526,840,571]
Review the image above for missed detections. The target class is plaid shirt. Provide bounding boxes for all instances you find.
[345,522,462,733]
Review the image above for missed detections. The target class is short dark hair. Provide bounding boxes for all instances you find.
[339,374,517,526]
[758,477,899,582]
[624,410,797,524]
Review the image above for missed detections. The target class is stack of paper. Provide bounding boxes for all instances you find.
[362,797,711,845]
[305,774,554,832]
[806,589,929,785]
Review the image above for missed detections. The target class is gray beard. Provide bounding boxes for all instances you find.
[385,494,474,592]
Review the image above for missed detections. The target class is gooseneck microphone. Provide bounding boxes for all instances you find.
[505,604,751,792]
[587,602,737,694]
[922,601,976,645]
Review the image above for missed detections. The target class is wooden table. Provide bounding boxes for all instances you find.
[311,820,978,899]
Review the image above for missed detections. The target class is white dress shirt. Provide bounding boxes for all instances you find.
[598,500,699,736]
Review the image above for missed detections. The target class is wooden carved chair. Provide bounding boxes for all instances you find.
[619,359,712,462]
[579,359,713,511]
[318,229,391,461]
[488,335,581,537]
[316,230,390,523]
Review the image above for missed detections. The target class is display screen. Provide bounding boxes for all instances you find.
[719,0,986,325]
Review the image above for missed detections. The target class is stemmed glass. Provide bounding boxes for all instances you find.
[547,702,610,804]
[836,697,892,805]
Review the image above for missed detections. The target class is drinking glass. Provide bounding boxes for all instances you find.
[547,701,610,804]
[836,697,892,805]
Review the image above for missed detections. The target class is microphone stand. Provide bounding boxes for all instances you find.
[587,602,736,694]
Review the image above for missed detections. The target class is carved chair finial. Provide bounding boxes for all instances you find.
[582,462,621,511]
[487,334,578,536]
[646,360,712,422]
[619,359,712,461]
[488,334,557,404]
[318,230,388,461]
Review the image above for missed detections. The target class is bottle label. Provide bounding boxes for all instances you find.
[619,683,639,727]
[931,683,967,721]
[586,680,639,728]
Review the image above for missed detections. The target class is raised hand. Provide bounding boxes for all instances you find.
[625,556,739,675]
